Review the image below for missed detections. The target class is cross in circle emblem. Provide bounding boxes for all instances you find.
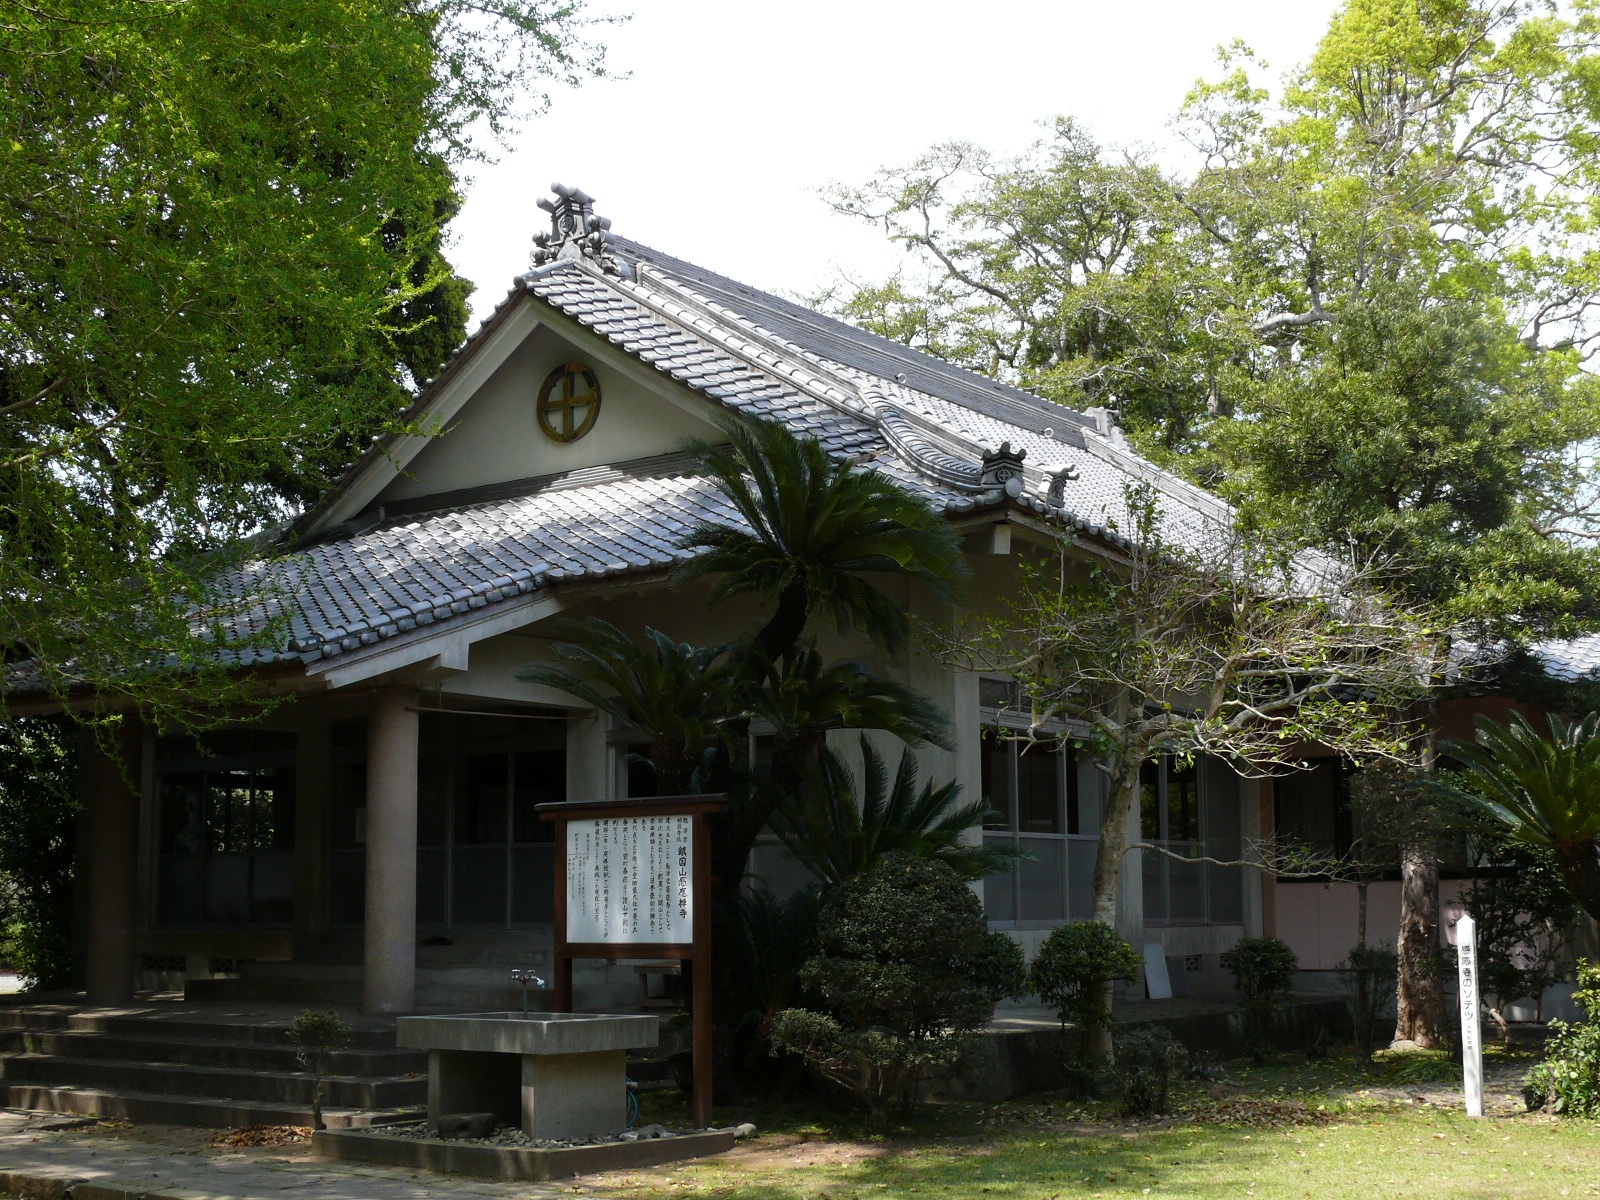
[537,362,602,443]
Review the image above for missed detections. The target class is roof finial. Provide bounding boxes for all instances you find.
[532,182,618,273]
[980,442,1027,497]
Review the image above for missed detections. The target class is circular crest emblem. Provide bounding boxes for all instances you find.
[536,362,601,443]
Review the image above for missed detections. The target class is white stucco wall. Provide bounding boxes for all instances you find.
[378,324,725,504]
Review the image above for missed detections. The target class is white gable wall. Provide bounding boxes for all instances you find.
[378,323,726,505]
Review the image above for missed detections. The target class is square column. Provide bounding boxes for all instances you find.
[522,1049,626,1138]
[84,718,142,1004]
[364,689,418,1013]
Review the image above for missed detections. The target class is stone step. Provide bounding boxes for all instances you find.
[184,975,639,1011]
[0,1053,426,1109]
[0,1028,425,1076]
[0,1083,420,1129]
[0,1008,400,1049]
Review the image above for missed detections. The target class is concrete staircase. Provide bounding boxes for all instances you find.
[0,1007,427,1128]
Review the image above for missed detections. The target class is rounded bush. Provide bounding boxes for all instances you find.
[771,852,1026,1124]
[1028,921,1143,1032]
[799,851,1026,1038]
[1221,936,1299,1014]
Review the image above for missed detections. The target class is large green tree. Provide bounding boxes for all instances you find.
[831,0,1600,1052]
[1,0,607,721]
[828,0,1600,632]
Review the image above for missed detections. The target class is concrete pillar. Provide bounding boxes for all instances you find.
[565,709,607,803]
[85,718,143,1005]
[1241,775,1267,938]
[364,689,418,1014]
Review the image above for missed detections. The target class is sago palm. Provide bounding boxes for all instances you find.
[773,734,1018,885]
[676,416,966,660]
[1439,711,1600,923]
[713,646,953,892]
[518,620,737,795]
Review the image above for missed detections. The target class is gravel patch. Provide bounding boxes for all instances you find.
[374,1121,683,1149]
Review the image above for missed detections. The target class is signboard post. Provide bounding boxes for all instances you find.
[1457,912,1484,1118]
[539,795,724,1130]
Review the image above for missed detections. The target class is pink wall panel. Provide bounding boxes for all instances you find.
[1274,879,1464,970]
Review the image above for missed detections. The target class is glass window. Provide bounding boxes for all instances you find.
[978,677,1022,710]
[1016,744,1062,834]
[1168,759,1200,844]
[981,729,1013,830]
[1141,753,1249,927]
[1274,760,1342,854]
[512,750,561,844]
[977,706,1087,928]
[455,755,509,845]
[155,740,296,928]
[1140,759,1161,841]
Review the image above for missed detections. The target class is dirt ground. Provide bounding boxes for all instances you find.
[39,1049,1541,1197]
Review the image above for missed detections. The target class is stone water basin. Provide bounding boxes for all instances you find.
[397,1011,658,1056]
[396,1012,660,1141]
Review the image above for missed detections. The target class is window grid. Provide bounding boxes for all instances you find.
[980,715,1097,929]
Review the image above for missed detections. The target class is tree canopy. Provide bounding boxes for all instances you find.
[826,0,1600,635]
[1,0,607,720]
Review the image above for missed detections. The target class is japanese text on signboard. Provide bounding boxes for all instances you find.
[564,815,693,944]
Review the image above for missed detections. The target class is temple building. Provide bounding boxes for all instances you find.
[37,186,1368,1013]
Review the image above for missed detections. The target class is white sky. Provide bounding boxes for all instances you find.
[451,0,1342,324]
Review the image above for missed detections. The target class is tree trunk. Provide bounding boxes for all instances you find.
[1394,843,1446,1047]
[1084,750,1142,1065]
[1356,879,1368,949]
[1552,840,1600,926]
[753,580,810,665]
[1395,703,1447,1049]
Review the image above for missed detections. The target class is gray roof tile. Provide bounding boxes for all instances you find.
[70,242,1251,680]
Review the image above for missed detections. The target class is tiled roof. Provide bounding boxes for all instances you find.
[68,233,1251,679]
[1531,633,1600,682]
[221,470,737,663]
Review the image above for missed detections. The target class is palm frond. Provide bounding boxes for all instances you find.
[774,735,1019,884]
[674,416,966,653]
[1438,711,1600,848]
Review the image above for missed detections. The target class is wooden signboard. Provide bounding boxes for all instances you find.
[538,795,724,1129]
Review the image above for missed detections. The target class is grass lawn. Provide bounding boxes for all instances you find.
[593,1051,1599,1200]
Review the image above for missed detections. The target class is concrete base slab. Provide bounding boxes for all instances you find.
[312,1126,736,1182]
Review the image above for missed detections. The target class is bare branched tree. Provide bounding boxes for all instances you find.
[932,484,1439,1060]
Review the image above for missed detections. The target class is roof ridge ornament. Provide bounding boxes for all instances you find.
[980,442,1027,497]
[1046,464,1080,507]
[533,182,620,274]
[1082,404,1130,449]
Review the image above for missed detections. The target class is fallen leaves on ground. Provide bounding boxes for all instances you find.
[1171,1096,1335,1128]
[208,1125,311,1148]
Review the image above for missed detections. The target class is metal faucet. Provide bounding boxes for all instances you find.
[511,968,546,1016]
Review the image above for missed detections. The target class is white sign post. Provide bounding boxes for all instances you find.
[1456,912,1484,1117]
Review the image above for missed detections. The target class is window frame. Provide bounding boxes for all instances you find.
[152,734,297,929]
[979,689,1098,930]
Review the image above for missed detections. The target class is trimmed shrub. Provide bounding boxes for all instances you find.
[770,852,1025,1126]
[1028,921,1143,1035]
[1336,943,1398,1063]
[1523,960,1600,1117]
[1114,1025,1185,1117]
[1222,936,1298,1015]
